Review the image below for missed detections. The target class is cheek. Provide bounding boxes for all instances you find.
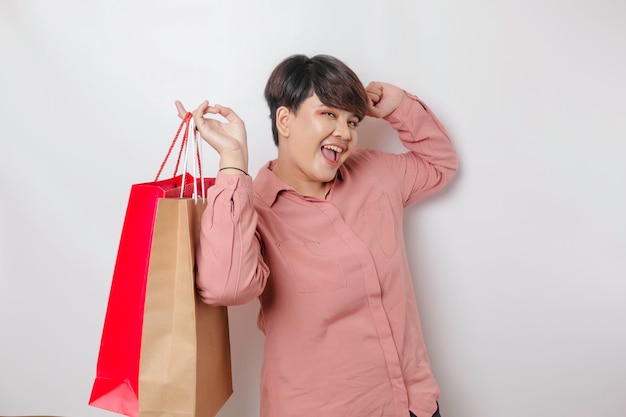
[294,136,320,158]
[350,131,358,148]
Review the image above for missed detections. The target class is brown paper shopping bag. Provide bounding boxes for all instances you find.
[138,197,232,417]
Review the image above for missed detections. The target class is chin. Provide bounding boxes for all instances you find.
[314,168,338,183]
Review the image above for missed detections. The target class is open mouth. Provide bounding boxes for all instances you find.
[321,144,344,163]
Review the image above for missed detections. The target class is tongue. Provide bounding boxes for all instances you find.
[321,147,338,162]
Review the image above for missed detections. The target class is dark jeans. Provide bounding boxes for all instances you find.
[409,403,441,417]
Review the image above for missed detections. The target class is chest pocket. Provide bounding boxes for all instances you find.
[276,240,347,293]
[356,192,399,258]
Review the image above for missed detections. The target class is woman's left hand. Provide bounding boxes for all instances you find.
[365,81,405,118]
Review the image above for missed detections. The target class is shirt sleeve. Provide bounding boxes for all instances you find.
[382,92,459,206]
[195,171,270,306]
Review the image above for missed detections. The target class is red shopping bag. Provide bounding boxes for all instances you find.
[89,114,216,417]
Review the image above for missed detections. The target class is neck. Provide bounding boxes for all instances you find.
[271,161,327,199]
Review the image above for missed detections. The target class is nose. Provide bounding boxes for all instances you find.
[333,122,352,141]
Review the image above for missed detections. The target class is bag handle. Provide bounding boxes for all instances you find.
[179,117,206,202]
[154,112,194,181]
[154,112,206,201]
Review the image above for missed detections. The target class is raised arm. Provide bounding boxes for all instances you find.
[365,82,458,205]
[175,100,269,305]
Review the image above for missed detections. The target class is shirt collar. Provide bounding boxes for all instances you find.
[254,159,344,207]
[254,160,293,207]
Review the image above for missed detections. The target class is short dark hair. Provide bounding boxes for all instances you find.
[264,54,368,146]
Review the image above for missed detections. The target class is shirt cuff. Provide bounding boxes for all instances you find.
[215,170,254,190]
[383,92,428,125]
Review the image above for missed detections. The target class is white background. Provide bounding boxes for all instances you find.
[1,1,625,416]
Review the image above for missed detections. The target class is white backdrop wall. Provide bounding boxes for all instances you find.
[1,1,625,416]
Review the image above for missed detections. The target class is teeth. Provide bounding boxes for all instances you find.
[323,145,343,153]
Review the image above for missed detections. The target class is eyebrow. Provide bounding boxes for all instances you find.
[317,103,359,119]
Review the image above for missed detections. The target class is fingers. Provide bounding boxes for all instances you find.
[175,100,188,120]
[365,81,383,106]
[366,104,384,118]
[364,81,405,118]
[366,93,377,107]
[175,100,214,122]
[365,82,383,117]
[177,100,244,134]
[192,99,210,117]
[367,92,381,107]
[194,102,243,125]
[213,104,244,125]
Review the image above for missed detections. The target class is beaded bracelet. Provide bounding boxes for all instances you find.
[219,166,249,176]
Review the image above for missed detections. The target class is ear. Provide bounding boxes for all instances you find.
[276,106,291,139]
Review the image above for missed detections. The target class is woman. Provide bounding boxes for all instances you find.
[176,54,457,417]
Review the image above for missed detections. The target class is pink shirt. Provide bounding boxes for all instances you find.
[196,92,458,417]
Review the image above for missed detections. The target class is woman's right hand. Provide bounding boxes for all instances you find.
[175,100,249,172]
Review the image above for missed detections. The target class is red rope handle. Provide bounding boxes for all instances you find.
[175,113,191,177]
[154,112,193,181]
